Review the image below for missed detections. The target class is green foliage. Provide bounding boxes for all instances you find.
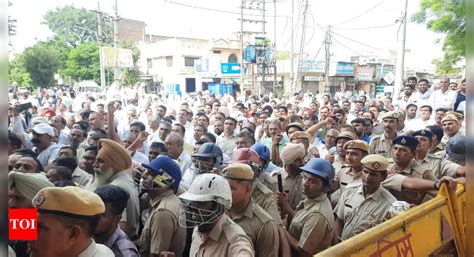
[42,5,113,48]
[9,54,32,87]
[22,43,60,87]
[119,40,142,86]
[61,42,101,82]
[411,0,465,74]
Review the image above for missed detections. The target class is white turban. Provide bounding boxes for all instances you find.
[280,143,306,164]
[8,171,54,200]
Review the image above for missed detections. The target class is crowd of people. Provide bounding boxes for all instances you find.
[8,76,466,257]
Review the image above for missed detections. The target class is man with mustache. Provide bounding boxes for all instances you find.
[89,138,140,241]
[138,155,186,257]
[334,154,396,241]
[281,158,335,256]
[28,123,60,167]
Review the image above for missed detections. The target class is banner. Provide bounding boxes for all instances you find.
[101,47,134,68]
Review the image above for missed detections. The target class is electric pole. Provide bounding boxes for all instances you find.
[97,1,106,91]
[273,0,277,94]
[290,0,294,93]
[292,0,309,93]
[324,25,332,93]
[113,0,120,85]
[394,0,407,100]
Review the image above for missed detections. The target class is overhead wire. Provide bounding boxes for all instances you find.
[334,0,385,26]
[332,23,396,31]
[331,30,384,51]
[331,36,361,55]
[165,0,290,18]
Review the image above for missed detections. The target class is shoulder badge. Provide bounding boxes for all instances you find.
[33,192,45,207]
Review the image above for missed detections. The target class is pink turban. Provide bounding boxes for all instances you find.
[280,143,306,164]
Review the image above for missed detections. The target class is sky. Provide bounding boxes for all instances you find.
[8,0,445,71]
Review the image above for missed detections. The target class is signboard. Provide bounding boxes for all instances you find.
[101,47,133,68]
[221,63,241,74]
[304,76,324,81]
[376,64,395,78]
[299,60,325,73]
[335,62,354,76]
[244,46,256,63]
[357,66,375,81]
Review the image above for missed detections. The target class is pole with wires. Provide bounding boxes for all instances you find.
[324,25,332,94]
[394,0,407,101]
[292,0,309,94]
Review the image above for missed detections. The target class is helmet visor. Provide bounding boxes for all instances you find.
[178,201,223,228]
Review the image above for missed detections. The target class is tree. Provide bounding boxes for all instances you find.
[9,54,32,87]
[61,42,101,82]
[119,40,142,86]
[42,5,113,48]
[22,43,60,88]
[411,0,465,74]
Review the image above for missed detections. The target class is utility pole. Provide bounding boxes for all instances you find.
[97,1,106,92]
[290,0,294,93]
[292,0,309,93]
[239,0,267,96]
[240,0,244,97]
[273,0,277,94]
[113,0,120,85]
[324,25,332,93]
[394,0,407,100]
[261,0,266,97]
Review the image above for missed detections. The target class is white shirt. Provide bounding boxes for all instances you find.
[429,89,457,110]
[36,143,60,167]
[177,149,192,176]
[409,89,432,107]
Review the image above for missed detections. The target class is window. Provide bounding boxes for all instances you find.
[184,57,197,67]
[166,56,173,67]
[228,53,238,63]
[147,58,152,69]
[213,50,221,54]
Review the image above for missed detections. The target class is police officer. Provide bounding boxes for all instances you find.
[289,131,319,163]
[228,148,282,224]
[250,143,279,174]
[29,186,114,257]
[369,110,400,158]
[413,129,463,179]
[334,154,396,241]
[222,163,279,257]
[441,114,462,144]
[332,131,358,171]
[178,174,254,257]
[180,142,223,192]
[330,140,369,207]
[281,158,335,255]
[446,135,465,166]
[382,136,437,205]
[138,155,186,257]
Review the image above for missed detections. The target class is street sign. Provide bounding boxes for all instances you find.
[221,63,241,74]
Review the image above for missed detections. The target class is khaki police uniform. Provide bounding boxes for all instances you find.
[430,142,446,157]
[417,153,460,179]
[330,140,368,206]
[138,190,186,257]
[382,159,436,205]
[368,111,400,158]
[257,171,278,193]
[222,163,279,257]
[189,214,254,257]
[251,180,283,225]
[331,165,363,207]
[229,201,279,257]
[31,186,115,257]
[288,194,335,254]
[271,168,303,211]
[334,155,396,240]
[332,154,347,172]
[332,131,357,172]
